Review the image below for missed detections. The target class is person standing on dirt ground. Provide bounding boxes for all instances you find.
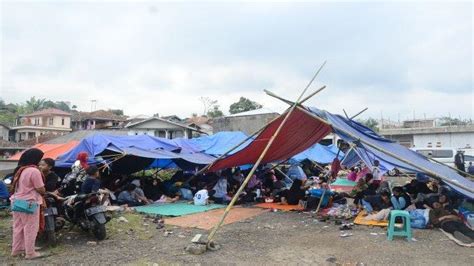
[10,148,49,259]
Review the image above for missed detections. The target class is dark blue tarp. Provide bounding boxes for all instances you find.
[291,143,343,164]
[309,107,474,198]
[55,134,213,169]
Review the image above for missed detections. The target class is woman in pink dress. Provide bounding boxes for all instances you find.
[10,148,47,259]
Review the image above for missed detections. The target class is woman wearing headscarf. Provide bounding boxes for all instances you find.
[10,148,47,259]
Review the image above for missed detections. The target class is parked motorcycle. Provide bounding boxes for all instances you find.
[43,193,65,246]
[62,192,110,240]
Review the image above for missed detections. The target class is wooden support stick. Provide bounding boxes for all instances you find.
[206,62,327,245]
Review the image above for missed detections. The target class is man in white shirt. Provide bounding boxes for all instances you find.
[194,189,209,206]
[370,160,383,186]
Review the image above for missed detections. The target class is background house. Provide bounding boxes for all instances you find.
[212,108,280,135]
[125,117,203,139]
[0,123,10,141]
[10,108,72,142]
[72,110,127,130]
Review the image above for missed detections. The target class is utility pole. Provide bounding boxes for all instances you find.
[90,100,97,112]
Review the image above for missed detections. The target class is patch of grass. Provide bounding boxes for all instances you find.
[108,212,154,240]
[0,215,12,258]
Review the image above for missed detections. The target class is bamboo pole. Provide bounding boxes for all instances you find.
[264,85,326,107]
[206,62,327,245]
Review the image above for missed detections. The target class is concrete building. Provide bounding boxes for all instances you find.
[0,123,10,141]
[10,108,72,142]
[380,125,474,149]
[125,117,202,139]
[71,110,127,130]
[212,108,280,135]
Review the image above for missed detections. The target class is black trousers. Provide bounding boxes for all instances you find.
[441,221,474,240]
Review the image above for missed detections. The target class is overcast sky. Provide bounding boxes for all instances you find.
[1,1,472,121]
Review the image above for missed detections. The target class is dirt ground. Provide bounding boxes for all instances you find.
[1,209,473,265]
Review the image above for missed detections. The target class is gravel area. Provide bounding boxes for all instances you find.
[1,210,473,265]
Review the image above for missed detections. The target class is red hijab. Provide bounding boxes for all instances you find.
[77,152,89,169]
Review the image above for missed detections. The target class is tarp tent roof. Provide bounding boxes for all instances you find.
[307,107,474,198]
[10,141,79,161]
[55,134,211,169]
[291,143,344,164]
[208,108,333,171]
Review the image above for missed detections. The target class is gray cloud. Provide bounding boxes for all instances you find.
[1,1,472,119]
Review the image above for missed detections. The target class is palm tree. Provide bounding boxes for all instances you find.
[25,97,46,112]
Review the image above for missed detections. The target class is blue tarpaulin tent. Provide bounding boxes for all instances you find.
[291,143,343,164]
[308,107,474,198]
[55,134,214,170]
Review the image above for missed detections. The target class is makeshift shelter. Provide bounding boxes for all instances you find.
[55,134,215,173]
[9,141,79,161]
[206,105,474,199]
[291,143,344,164]
[208,108,333,171]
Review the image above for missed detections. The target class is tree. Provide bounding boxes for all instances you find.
[229,97,262,114]
[25,97,46,112]
[109,109,124,116]
[207,105,224,118]
[357,118,379,132]
[199,97,218,115]
[54,101,71,112]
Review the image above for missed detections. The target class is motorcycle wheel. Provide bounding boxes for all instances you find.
[93,222,106,240]
[46,230,57,247]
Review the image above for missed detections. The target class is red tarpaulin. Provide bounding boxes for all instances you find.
[208,108,332,172]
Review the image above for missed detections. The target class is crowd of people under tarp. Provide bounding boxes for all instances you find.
[2,149,474,251]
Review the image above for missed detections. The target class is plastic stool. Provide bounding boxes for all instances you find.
[387,210,412,241]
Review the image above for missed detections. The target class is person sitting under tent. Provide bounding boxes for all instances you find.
[131,179,152,204]
[118,184,143,207]
[80,166,101,194]
[404,173,433,198]
[211,172,232,204]
[287,162,307,181]
[430,201,474,244]
[282,178,310,205]
[338,177,368,206]
[272,174,289,202]
[144,179,165,202]
[361,191,391,214]
[391,186,411,210]
[347,167,359,182]
[193,185,209,206]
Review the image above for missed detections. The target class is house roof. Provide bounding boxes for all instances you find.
[125,117,204,133]
[186,115,210,126]
[22,108,71,117]
[225,108,280,118]
[72,110,127,122]
[0,123,10,130]
[44,129,129,144]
